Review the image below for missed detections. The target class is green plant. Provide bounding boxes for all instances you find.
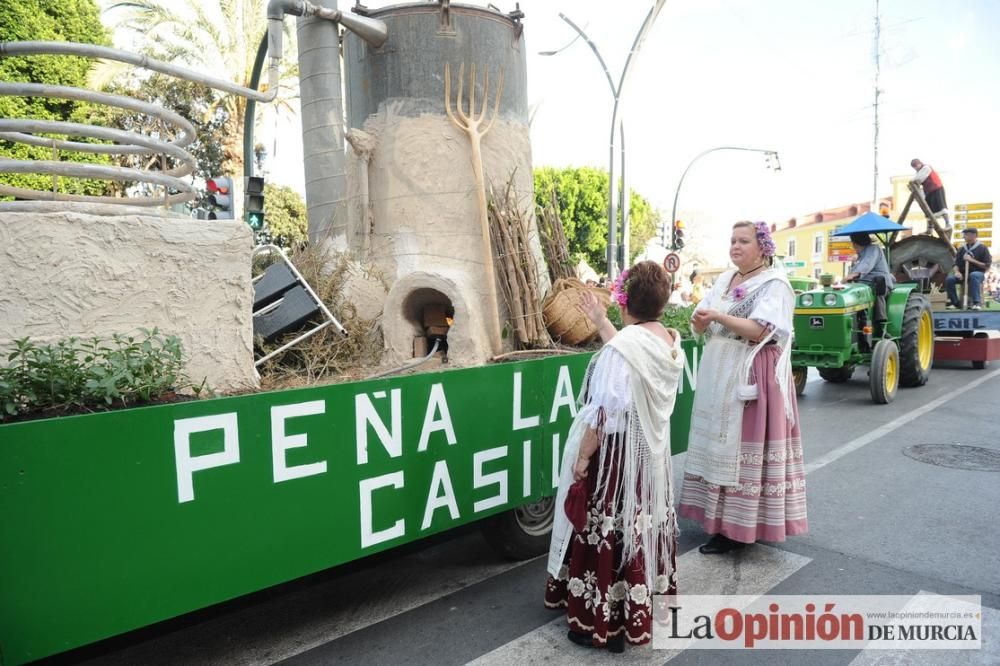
[605,304,694,339]
[0,329,207,420]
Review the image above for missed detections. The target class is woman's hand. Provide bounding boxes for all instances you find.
[691,308,717,334]
[573,455,590,482]
[581,290,607,327]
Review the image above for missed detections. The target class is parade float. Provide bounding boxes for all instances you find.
[0,3,698,662]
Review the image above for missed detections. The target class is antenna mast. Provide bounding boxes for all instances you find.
[872,0,881,203]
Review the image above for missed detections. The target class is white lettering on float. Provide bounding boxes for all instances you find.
[681,346,698,394]
[523,440,532,497]
[548,365,577,423]
[421,459,460,529]
[174,413,240,503]
[512,371,540,430]
[355,388,402,464]
[271,401,328,483]
[473,446,509,513]
[417,383,456,452]
[360,471,405,547]
[551,432,561,489]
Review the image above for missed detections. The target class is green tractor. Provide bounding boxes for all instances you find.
[791,213,935,404]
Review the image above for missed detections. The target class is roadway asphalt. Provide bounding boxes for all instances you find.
[59,362,1000,666]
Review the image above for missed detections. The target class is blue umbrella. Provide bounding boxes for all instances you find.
[832,211,909,236]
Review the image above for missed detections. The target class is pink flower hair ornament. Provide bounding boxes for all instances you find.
[611,269,630,309]
[754,221,777,258]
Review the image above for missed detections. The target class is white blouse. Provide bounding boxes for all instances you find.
[577,347,632,434]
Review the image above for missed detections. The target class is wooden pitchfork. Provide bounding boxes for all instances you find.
[444,62,505,355]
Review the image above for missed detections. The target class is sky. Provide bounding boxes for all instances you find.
[254,0,1000,264]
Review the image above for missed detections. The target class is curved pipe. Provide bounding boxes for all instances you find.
[0,41,280,103]
[365,339,441,380]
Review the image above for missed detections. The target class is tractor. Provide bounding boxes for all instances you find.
[791,213,935,404]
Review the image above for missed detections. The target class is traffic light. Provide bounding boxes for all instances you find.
[659,221,669,246]
[245,176,265,231]
[206,176,234,220]
[673,220,685,250]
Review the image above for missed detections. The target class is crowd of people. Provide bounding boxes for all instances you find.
[546,221,806,652]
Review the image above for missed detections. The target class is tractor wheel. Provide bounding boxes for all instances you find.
[870,339,899,404]
[819,365,854,383]
[972,360,986,370]
[792,367,808,396]
[899,293,934,387]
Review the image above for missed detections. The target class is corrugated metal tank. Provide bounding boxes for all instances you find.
[341,3,546,366]
[344,3,528,126]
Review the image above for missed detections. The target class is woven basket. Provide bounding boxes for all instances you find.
[543,278,600,345]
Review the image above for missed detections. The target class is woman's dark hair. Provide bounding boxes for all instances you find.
[689,269,699,282]
[850,232,872,246]
[626,260,671,321]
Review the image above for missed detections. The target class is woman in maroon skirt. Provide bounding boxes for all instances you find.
[680,221,808,554]
[544,261,684,651]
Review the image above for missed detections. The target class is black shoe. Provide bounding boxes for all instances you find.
[608,633,625,653]
[567,630,593,648]
[698,534,747,554]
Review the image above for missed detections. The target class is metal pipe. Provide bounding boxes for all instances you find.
[0,41,279,103]
[670,146,779,247]
[296,0,346,244]
[365,339,441,380]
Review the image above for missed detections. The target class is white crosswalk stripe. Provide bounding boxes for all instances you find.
[467,545,811,665]
[848,591,999,666]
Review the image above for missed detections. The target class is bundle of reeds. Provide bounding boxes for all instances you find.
[488,180,552,350]
[537,188,575,283]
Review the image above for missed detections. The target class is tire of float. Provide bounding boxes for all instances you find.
[480,497,555,560]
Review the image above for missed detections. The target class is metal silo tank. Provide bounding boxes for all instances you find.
[341,2,546,366]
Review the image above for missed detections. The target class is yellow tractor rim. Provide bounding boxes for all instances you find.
[917,310,933,370]
[886,350,898,392]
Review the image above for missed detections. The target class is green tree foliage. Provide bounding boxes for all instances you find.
[534,166,662,270]
[93,72,228,198]
[260,182,307,247]
[0,0,112,198]
[106,0,298,177]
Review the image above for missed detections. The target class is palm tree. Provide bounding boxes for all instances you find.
[104,0,298,176]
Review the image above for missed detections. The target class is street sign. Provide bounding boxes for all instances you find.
[664,252,681,273]
[785,260,806,268]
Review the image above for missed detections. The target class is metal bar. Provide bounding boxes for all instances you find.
[671,146,778,244]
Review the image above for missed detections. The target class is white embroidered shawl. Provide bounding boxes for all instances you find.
[547,325,684,593]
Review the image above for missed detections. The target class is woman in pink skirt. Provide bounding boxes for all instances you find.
[679,221,808,554]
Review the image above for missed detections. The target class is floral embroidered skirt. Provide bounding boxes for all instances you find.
[544,454,677,647]
[679,345,809,543]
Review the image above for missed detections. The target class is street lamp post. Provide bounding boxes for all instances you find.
[670,147,781,249]
[541,2,666,280]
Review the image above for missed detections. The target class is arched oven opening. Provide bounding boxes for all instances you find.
[402,287,454,360]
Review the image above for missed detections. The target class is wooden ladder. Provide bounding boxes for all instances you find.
[897,181,956,257]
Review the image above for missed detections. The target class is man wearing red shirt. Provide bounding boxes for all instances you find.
[910,158,951,231]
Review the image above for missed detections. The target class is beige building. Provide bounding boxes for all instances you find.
[770,200,892,280]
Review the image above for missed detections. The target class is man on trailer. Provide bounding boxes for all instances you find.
[945,227,992,310]
[910,158,951,231]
